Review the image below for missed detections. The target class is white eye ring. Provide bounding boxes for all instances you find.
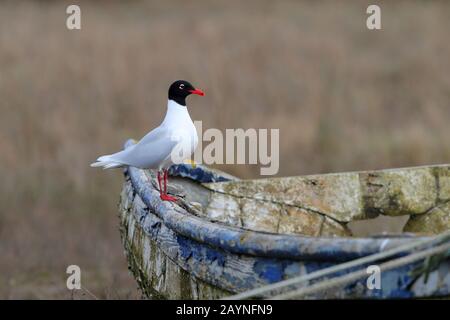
[179,84,185,89]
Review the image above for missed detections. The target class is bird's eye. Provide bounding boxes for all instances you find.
[179,84,185,89]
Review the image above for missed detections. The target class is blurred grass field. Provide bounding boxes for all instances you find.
[1,0,450,299]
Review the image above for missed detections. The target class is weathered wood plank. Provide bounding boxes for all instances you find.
[202,165,450,234]
[404,202,450,235]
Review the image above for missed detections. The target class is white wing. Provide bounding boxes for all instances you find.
[91,126,180,169]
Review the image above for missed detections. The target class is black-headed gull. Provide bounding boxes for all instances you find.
[91,80,204,201]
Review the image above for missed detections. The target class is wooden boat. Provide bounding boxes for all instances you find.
[118,140,450,299]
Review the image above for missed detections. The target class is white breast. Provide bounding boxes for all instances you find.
[158,100,198,168]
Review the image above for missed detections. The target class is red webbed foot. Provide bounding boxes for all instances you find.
[160,194,178,202]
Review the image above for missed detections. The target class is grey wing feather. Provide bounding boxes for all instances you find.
[106,126,179,169]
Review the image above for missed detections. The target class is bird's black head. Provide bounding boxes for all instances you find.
[168,80,204,106]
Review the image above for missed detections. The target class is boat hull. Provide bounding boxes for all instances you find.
[118,162,450,299]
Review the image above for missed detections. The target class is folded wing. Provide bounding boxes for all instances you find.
[90,126,179,169]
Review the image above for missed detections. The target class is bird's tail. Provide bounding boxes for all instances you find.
[90,155,124,169]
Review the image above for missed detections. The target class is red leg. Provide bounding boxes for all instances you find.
[157,171,163,194]
[160,169,177,202]
[164,169,169,193]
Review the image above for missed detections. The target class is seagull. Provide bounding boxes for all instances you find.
[91,80,204,201]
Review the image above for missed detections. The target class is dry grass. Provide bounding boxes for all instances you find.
[1,0,450,299]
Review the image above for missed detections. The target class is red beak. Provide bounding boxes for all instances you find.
[189,88,205,96]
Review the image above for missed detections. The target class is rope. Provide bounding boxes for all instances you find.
[224,229,450,300]
[270,241,450,299]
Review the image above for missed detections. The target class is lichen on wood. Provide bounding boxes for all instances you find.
[360,168,437,217]
[404,202,450,235]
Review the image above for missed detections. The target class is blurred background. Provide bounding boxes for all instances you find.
[1,0,450,299]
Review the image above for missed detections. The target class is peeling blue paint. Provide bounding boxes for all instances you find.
[177,234,226,268]
[205,248,226,267]
[169,164,232,183]
[253,260,285,283]
[177,235,195,261]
